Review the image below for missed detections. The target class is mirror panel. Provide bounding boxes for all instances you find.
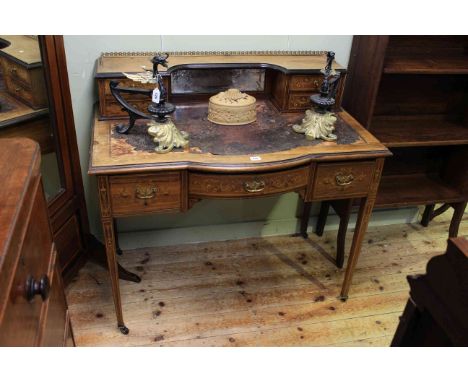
[0,35,64,201]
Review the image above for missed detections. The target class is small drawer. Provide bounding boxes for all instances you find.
[2,58,31,86]
[189,167,309,198]
[109,172,183,216]
[312,161,376,200]
[100,78,157,96]
[100,98,152,118]
[287,93,313,110]
[289,75,322,91]
[5,75,34,105]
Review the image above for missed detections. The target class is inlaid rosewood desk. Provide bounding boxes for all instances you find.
[89,100,390,334]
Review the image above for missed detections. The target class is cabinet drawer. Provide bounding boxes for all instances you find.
[4,75,34,105]
[289,75,322,91]
[1,58,31,85]
[100,98,151,118]
[100,78,156,96]
[288,93,313,110]
[189,167,309,198]
[110,172,183,216]
[0,188,53,346]
[312,161,375,200]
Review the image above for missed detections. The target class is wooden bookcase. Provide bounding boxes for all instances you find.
[316,36,468,259]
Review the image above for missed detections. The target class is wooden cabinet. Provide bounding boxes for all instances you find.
[0,36,91,282]
[0,138,73,346]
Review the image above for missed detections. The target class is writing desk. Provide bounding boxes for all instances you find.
[89,99,390,334]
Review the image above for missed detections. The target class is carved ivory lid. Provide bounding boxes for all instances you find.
[209,89,256,106]
[208,89,257,125]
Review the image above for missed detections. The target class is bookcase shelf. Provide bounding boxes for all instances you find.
[371,115,468,147]
[376,173,464,208]
[384,56,468,75]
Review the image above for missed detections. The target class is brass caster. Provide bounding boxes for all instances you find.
[338,295,348,302]
[118,325,129,335]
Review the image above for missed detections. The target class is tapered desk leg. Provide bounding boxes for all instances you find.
[97,176,129,335]
[300,201,313,238]
[315,201,330,237]
[421,204,435,227]
[340,158,384,301]
[113,218,123,255]
[336,199,353,269]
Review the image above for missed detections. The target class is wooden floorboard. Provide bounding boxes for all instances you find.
[67,208,467,346]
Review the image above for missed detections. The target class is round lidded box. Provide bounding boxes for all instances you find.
[207,89,256,125]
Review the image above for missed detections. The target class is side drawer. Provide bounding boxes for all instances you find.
[109,172,183,216]
[312,161,376,200]
[189,167,309,198]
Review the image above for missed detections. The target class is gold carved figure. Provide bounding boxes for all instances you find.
[292,109,337,141]
[147,119,189,154]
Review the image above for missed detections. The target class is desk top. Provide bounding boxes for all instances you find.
[89,100,389,175]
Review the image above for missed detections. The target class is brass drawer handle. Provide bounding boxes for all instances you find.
[135,185,157,199]
[335,173,354,186]
[10,67,17,75]
[243,179,266,193]
[15,87,21,93]
[313,80,319,87]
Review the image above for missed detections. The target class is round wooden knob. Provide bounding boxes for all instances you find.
[26,275,50,302]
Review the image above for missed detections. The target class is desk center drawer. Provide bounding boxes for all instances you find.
[109,172,183,216]
[189,167,309,198]
[312,161,376,200]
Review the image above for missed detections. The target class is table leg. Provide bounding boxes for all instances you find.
[315,201,330,237]
[449,201,467,238]
[336,199,353,269]
[339,158,384,301]
[300,201,312,238]
[421,204,435,227]
[113,218,123,255]
[97,176,129,335]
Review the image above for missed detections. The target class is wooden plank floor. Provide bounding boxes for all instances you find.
[67,209,467,346]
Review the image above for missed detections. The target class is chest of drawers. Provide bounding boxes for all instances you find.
[0,36,47,110]
[0,138,73,346]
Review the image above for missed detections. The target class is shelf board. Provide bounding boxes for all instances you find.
[375,174,464,208]
[370,116,468,148]
[384,56,468,75]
